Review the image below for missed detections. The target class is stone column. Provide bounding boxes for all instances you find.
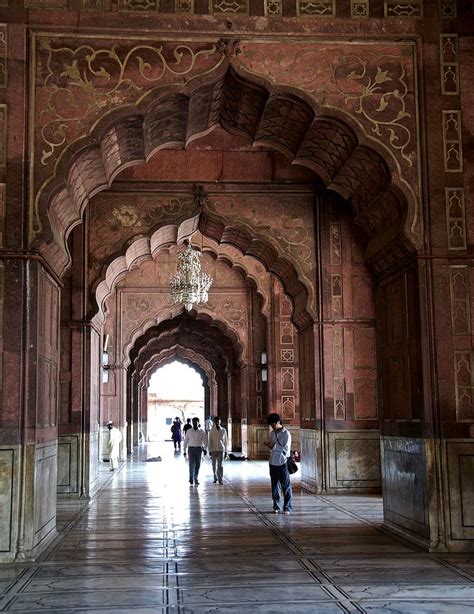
[0,259,60,562]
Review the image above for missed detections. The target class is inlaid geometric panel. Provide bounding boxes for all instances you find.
[446,188,466,251]
[281,349,294,362]
[119,0,160,9]
[443,111,463,172]
[352,275,374,318]
[82,0,104,7]
[282,395,295,420]
[0,105,6,167]
[264,0,282,15]
[354,378,377,419]
[330,221,342,265]
[331,274,343,318]
[0,25,6,87]
[439,0,456,18]
[334,378,345,420]
[210,0,248,13]
[450,266,471,335]
[256,396,262,419]
[280,322,294,345]
[25,0,65,5]
[0,184,5,247]
[385,0,422,16]
[281,367,295,391]
[333,328,344,371]
[297,0,334,16]
[440,35,459,96]
[351,0,369,17]
[176,0,194,12]
[454,352,474,421]
[280,294,292,317]
[353,328,376,369]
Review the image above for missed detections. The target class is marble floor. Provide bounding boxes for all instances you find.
[1,446,474,613]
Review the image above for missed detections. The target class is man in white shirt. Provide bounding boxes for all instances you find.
[208,416,228,484]
[183,417,208,486]
[265,413,293,514]
[107,421,122,472]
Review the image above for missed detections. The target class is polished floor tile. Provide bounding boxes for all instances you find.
[1,446,474,613]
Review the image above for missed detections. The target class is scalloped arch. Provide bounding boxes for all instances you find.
[122,309,245,369]
[36,65,416,281]
[140,347,216,389]
[94,214,312,330]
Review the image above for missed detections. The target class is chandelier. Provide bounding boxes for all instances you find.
[170,243,213,311]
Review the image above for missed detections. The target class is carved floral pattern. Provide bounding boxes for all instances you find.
[35,37,223,166]
[207,193,315,292]
[237,43,416,168]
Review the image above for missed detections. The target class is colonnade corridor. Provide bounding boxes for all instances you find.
[1,450,474,613]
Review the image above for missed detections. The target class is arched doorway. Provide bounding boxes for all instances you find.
[11,53,428,563]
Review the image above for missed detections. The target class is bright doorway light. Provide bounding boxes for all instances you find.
[147,361,204,442]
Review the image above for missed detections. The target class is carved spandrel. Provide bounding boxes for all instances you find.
[236,42,417,172]
[34,37,223,170]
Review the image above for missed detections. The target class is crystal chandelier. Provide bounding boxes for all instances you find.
[170,243,213,311]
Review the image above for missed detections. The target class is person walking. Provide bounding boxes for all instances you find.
[183,417,208,486]
[171,417,183,452]
[265,413,292,514]
[208,416,228,484]
[183,418,192,436]
[204,416,213,434]
[106,421,123,472]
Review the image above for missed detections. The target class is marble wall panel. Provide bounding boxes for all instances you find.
[57,434,80,496]
[327,431,380,492]
[381,436,430,540]
[247,425,269,459]
[0,448,15,555]
[300,428,320,492]
[84,431,99,498]
[445,440,474,545]
[31,442,57,555]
